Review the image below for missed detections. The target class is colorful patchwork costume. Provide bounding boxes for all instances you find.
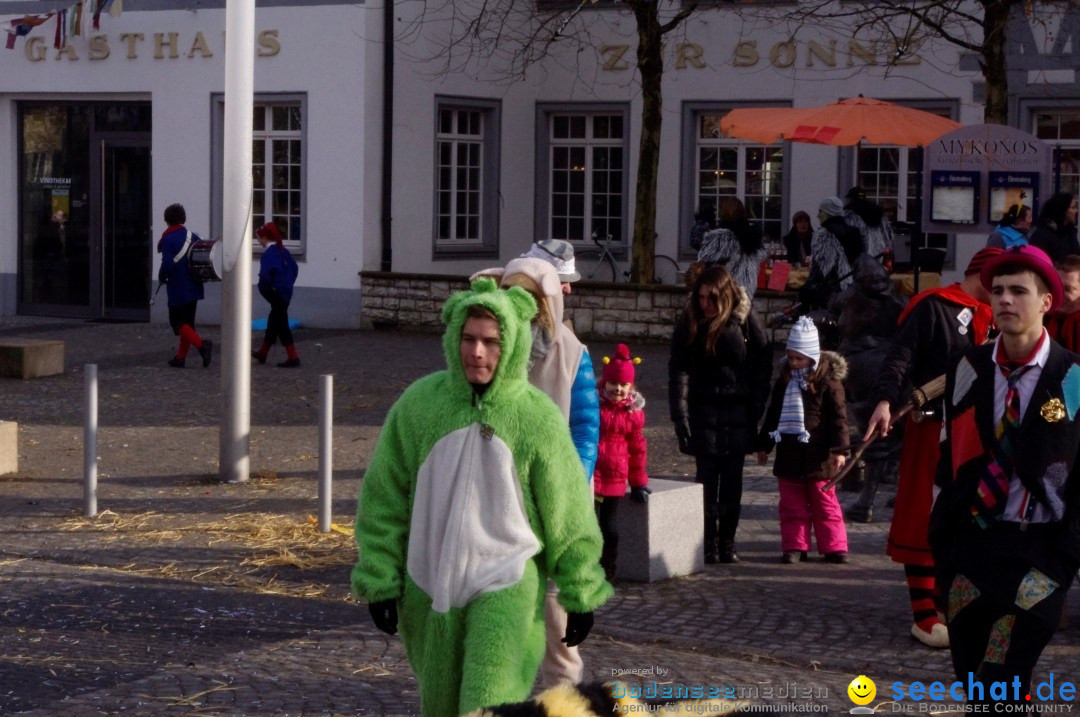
[931,335,1080,700]
[352,279,612,717]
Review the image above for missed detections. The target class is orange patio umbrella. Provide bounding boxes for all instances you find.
[719,96,962,147]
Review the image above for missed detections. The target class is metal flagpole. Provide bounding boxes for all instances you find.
[220,0,255,483]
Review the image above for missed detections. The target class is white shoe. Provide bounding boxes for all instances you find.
[911,622,950,648]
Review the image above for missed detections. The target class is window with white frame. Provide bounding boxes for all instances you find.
[548,112,625,244]
[211,95,306,255]
[1035,110,1080,198]
[433,98,500,256]
[252,103,303,247]
[436,108,482,243]
[695,111,784,243]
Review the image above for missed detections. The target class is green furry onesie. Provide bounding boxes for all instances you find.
[352,279,612,717]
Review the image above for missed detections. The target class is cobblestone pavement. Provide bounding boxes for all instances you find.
[1,316,1079,715]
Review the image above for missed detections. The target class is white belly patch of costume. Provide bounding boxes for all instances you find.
[407,424,541,613]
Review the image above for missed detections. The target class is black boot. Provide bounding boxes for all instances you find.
[716,503,742,563]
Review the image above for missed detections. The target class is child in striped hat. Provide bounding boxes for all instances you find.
[756,316,851,564]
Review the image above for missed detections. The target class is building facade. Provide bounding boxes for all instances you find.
[2,1,1079,328]
[385,1,1080,287]
[0,0,380,326]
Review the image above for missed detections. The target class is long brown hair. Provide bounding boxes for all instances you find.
[685,265,741,355]
[500,273,555,336]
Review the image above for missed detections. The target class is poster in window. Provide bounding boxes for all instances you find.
[930,171,980,225]
[988,171,1039,224]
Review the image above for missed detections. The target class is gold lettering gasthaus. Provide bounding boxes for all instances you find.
[1041,397,1066,423]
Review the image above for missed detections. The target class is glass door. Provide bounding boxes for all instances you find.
[18,102,152,319]
[95,140,151,320]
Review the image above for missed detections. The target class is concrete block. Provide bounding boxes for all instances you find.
[0,421,15,475]
[615,478,704,582]
[0,339,64,379]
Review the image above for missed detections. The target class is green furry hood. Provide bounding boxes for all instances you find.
[440,277,538,403]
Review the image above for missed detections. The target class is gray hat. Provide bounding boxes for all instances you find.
[520,239,580,282]
[819,197,845,218]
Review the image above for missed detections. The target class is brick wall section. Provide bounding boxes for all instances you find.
[360,271,797,344]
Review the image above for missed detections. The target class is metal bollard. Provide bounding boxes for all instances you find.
[84,364,98,517]
[318,374,333,532]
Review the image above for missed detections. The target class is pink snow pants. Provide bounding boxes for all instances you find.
[777,477,848,554]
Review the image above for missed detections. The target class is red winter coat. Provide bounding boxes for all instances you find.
[593,390,648,497]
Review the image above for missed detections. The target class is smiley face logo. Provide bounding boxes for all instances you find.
[847,675,876,706]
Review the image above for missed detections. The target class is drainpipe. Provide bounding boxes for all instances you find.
[380,0,393,271]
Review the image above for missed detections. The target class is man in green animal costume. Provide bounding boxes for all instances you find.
[352,278,612,717]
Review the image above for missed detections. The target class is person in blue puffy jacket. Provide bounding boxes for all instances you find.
[157,203,211,369]
[253,221,300,368]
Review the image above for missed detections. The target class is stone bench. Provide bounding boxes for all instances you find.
[614,477,704,582]
[0,421,16,476]
[0,339,64,379]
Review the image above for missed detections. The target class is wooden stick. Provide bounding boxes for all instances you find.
[820,374,947,491]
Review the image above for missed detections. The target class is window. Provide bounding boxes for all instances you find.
[853,103,957,260]
[691,110,784,245]
[535,107,629,249]
[433,97,500,257]
[436,109,482,244]
[210,94,306,256]
[1035,110,1080,197]
[252,103,303,247]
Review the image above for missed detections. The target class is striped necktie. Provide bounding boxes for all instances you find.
[971,364,1031,528]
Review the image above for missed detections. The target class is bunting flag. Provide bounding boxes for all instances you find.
[3,0,117,50]
[5,21,31,50]
[71,1,83,38]
[6,14,51,50]
[54,8,67,49]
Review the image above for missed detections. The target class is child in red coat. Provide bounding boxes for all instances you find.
[593,343,649,580]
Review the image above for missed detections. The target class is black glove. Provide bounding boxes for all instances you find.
[630,486,652,504]
[562,611,594,647]
[674,422,693,455]
[368,599,398,636]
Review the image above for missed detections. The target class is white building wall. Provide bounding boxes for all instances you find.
[386,3,986,282]
[0,1,378,327]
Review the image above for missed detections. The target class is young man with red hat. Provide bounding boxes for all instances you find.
[865,247,1002,648]
[930,244,1080,702]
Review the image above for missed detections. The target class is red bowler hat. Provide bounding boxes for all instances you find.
[980,244,1063,311]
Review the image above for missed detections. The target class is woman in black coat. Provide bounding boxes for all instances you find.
[1029,192,1079,262]
[669,266,773,563]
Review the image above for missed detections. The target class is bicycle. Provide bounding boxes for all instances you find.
[576,233,682,285]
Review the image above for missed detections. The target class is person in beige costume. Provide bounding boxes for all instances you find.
[472,256,601,686]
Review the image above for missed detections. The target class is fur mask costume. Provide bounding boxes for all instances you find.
[352,278,612,717]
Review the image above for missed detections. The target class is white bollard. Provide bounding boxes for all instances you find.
[318,374,333,532]
[84,364,98,517]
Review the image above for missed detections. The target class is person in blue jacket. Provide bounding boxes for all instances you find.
[157,203,211,369]
[499,255,600,689]
[252,222,300,368]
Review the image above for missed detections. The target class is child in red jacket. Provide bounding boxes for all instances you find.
[593,343,649,580]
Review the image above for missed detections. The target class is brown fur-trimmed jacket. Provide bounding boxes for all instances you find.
[755,351,851,480]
